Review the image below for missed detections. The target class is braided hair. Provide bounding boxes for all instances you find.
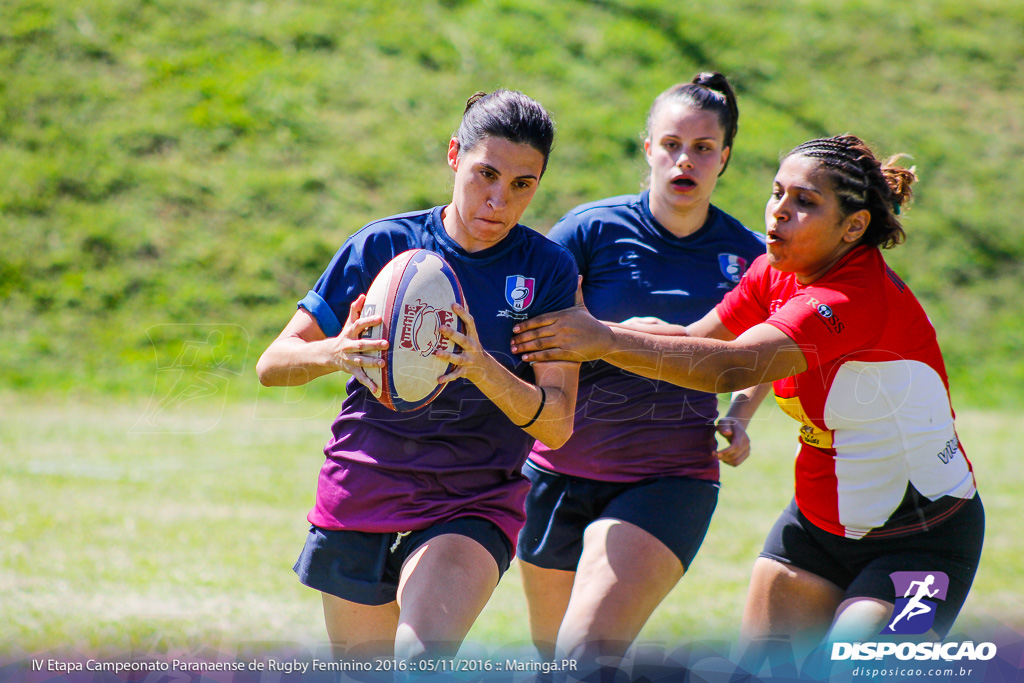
[786,135,917,249]
[645,72,740,175]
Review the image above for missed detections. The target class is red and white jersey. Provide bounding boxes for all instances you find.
[717,246,977,539]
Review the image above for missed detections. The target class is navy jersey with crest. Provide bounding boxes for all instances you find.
[298,205,578,548]
[529,191,765,482]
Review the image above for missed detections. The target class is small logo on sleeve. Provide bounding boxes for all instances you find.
[806,297,845,333]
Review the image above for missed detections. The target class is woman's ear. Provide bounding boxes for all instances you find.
[842,209,871,243]
[447,138,460,172]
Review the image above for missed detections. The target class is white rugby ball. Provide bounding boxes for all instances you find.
[360,249,465,411]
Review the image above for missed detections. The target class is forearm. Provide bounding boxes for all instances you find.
[723,383,772,428]
[256,337,343,387]
[602,328,764,393]
[607,320,690,337]
[470,356,577,449]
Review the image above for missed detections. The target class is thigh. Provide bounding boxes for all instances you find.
[557,518,685,660]
[321,592,399,659]
[394,532,502,660]
[519,560,576,660]
[740,557,846,660]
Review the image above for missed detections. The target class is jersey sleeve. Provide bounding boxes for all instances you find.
[715,254,773,335]
[531,242,579,316]
[545,211,590,277]
[298,225,413,337]
[763,258,883,371]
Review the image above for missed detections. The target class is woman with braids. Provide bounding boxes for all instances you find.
[511,134,984,660]
[257,90,580,662]
[516,73,767,666]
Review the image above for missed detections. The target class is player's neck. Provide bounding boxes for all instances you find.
[649,196,710,238]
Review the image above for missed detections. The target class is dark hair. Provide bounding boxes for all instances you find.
[786,134,917,249]
[454,89,555,176]
[645,72,740,175]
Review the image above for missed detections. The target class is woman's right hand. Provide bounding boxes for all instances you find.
[329,294,389,392]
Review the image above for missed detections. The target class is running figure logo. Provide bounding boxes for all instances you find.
[884,571,949,635]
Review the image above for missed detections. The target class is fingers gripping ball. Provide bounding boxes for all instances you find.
[360,249,465,411]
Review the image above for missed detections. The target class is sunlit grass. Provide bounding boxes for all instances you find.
[1,393,1015,658]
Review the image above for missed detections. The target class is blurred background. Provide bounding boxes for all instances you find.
[1,0,1021,666]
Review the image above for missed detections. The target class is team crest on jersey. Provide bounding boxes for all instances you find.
[718,254,749,283]
[505,275,536,311]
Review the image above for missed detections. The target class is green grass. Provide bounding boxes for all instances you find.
[1,393,1017,657]
[1,0,1023,406]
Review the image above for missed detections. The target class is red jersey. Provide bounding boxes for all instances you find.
[716,246,977,539]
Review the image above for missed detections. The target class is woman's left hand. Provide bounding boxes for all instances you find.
[436,303,494,385]
[715,416,751,467]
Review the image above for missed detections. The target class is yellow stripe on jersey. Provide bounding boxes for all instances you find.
[775,394,835,449]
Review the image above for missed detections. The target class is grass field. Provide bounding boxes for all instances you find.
[1,389,1017,659]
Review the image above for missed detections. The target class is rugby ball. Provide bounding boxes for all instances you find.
[360,249,465,411]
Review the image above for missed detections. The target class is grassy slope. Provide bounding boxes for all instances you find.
[1,0,1023,404]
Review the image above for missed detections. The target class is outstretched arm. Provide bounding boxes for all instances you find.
[511,302,807,394]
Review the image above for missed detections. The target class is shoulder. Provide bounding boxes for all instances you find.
[709,206,766,247]
[348,208,434,245]
[554,193,640,224]
[809,246,886,299]
[548,194,644,245]
[518,224,578,268]
[742,253,775,283]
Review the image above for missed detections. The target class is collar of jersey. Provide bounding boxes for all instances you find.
[640,190,720,247]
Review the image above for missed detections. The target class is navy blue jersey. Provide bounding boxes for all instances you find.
[298,205,578,547]
[530,191,765,482]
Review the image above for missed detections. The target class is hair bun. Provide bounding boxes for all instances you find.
[464,91,488,115]
[881,156,917,208]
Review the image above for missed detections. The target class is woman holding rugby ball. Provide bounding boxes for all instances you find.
[511,134,984,662]
[256,90,580,663]
[514,73,767,668]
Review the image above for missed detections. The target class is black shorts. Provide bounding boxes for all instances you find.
[760,496,984,638]
[517,460,720,572]
[294,517,512,606]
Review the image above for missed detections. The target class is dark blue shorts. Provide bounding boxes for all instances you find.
[760,496,984,638]
[517,460,720,571]
[294,516,513,606]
